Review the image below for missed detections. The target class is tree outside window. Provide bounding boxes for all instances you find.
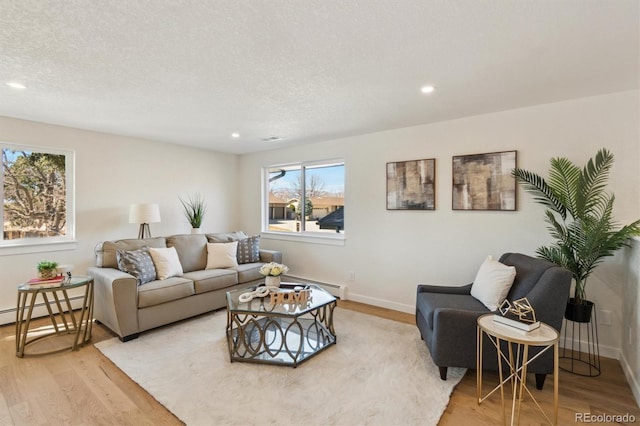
[1,144,74,246]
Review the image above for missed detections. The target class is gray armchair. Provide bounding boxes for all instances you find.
[416,252,571,390]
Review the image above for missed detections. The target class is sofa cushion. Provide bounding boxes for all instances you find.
[416,292,488,330]
[237,236,261,264]
[149,247,184,280]
[138,277,195,308]
[470,256,516,311]
[233,262,265,283]
[182,269,238,294]
[206,241,239,269]
[116,246,157,285]
[101,237,167,268]
[166,234,208,273]
[206,230,248,243]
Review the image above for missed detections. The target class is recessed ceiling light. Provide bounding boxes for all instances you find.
[261,136,283,142]
[231,133,240,138]
[420,85,435,94]
[6,82,26,90]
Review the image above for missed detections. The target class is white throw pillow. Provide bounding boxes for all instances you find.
[206,241,239,269]
[148,247,184,280]
[470,255,517,311]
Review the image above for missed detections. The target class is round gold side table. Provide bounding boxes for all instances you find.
[477,313,559,425]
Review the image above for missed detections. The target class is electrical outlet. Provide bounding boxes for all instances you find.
[348,271,355,282]
[600,310,612,326]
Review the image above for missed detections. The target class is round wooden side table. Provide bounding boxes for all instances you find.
[15,275,94,357]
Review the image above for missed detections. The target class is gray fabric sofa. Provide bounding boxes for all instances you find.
[416,252,571,390]
[87,232,282,341]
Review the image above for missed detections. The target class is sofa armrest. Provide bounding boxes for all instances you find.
[87,266,139,340]
[417,283,472,295]
[259,249,282,263]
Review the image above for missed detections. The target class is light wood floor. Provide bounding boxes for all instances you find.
[1,300,638,425]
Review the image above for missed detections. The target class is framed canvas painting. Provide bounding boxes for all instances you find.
[386,158,435,210]
[452,150,516,211]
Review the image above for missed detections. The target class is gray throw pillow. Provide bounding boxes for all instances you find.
[207,231,249,243]
[116,246,157,285]
[236,236,261,264]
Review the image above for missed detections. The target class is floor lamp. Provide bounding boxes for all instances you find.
[129,203,161,239]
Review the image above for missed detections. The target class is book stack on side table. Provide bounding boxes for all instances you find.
[492,313,541,332]
[26,276,65,286]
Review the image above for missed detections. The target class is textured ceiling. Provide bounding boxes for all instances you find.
[1,1,638,154]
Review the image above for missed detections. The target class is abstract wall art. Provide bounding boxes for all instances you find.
[452,150,516,211]
[386,158,436,210]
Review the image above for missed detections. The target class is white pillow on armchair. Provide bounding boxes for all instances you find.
[470,255,517,311]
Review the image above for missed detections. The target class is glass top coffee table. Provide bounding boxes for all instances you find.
[226,283,337,367]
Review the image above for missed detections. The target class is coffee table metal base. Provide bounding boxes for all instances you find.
[226,302,336,367]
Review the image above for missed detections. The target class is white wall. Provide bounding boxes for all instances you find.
[0,116,240,323]
[238,90,640,356]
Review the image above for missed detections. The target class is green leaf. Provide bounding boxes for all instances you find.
[512,168,566,219]
[547,157,580,219]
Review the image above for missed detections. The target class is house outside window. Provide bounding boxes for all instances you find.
[1,143,75,248]
[264,160,344,235]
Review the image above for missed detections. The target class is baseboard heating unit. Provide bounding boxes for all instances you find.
[283,275,347,300]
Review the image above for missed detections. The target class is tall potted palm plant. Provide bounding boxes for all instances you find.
[513,148,640,322]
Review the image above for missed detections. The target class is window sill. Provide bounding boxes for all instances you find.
[260,231,345,246]
[0,240,78,256]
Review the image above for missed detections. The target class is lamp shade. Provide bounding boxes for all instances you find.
[129,203,161,224]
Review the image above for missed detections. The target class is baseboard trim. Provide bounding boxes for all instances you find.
[620,351,640,407]
[557,335,619,360]
[560,321,620,360]
[347,292,414,314]
[281,276,415,314]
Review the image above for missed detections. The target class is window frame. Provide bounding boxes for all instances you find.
[262,158,345,244]
[1,142,76,252]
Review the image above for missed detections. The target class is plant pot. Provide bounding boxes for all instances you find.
[191,228,202,234]
[564,298,594,323]
[38,269,57,280]
[265,276,281,288]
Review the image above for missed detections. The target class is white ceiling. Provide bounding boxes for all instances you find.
[1,1,638,154]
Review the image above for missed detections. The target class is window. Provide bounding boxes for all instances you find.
[264,160,345,236]
[1,143,75,248]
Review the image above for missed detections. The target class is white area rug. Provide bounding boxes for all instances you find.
[95,308,465,426]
